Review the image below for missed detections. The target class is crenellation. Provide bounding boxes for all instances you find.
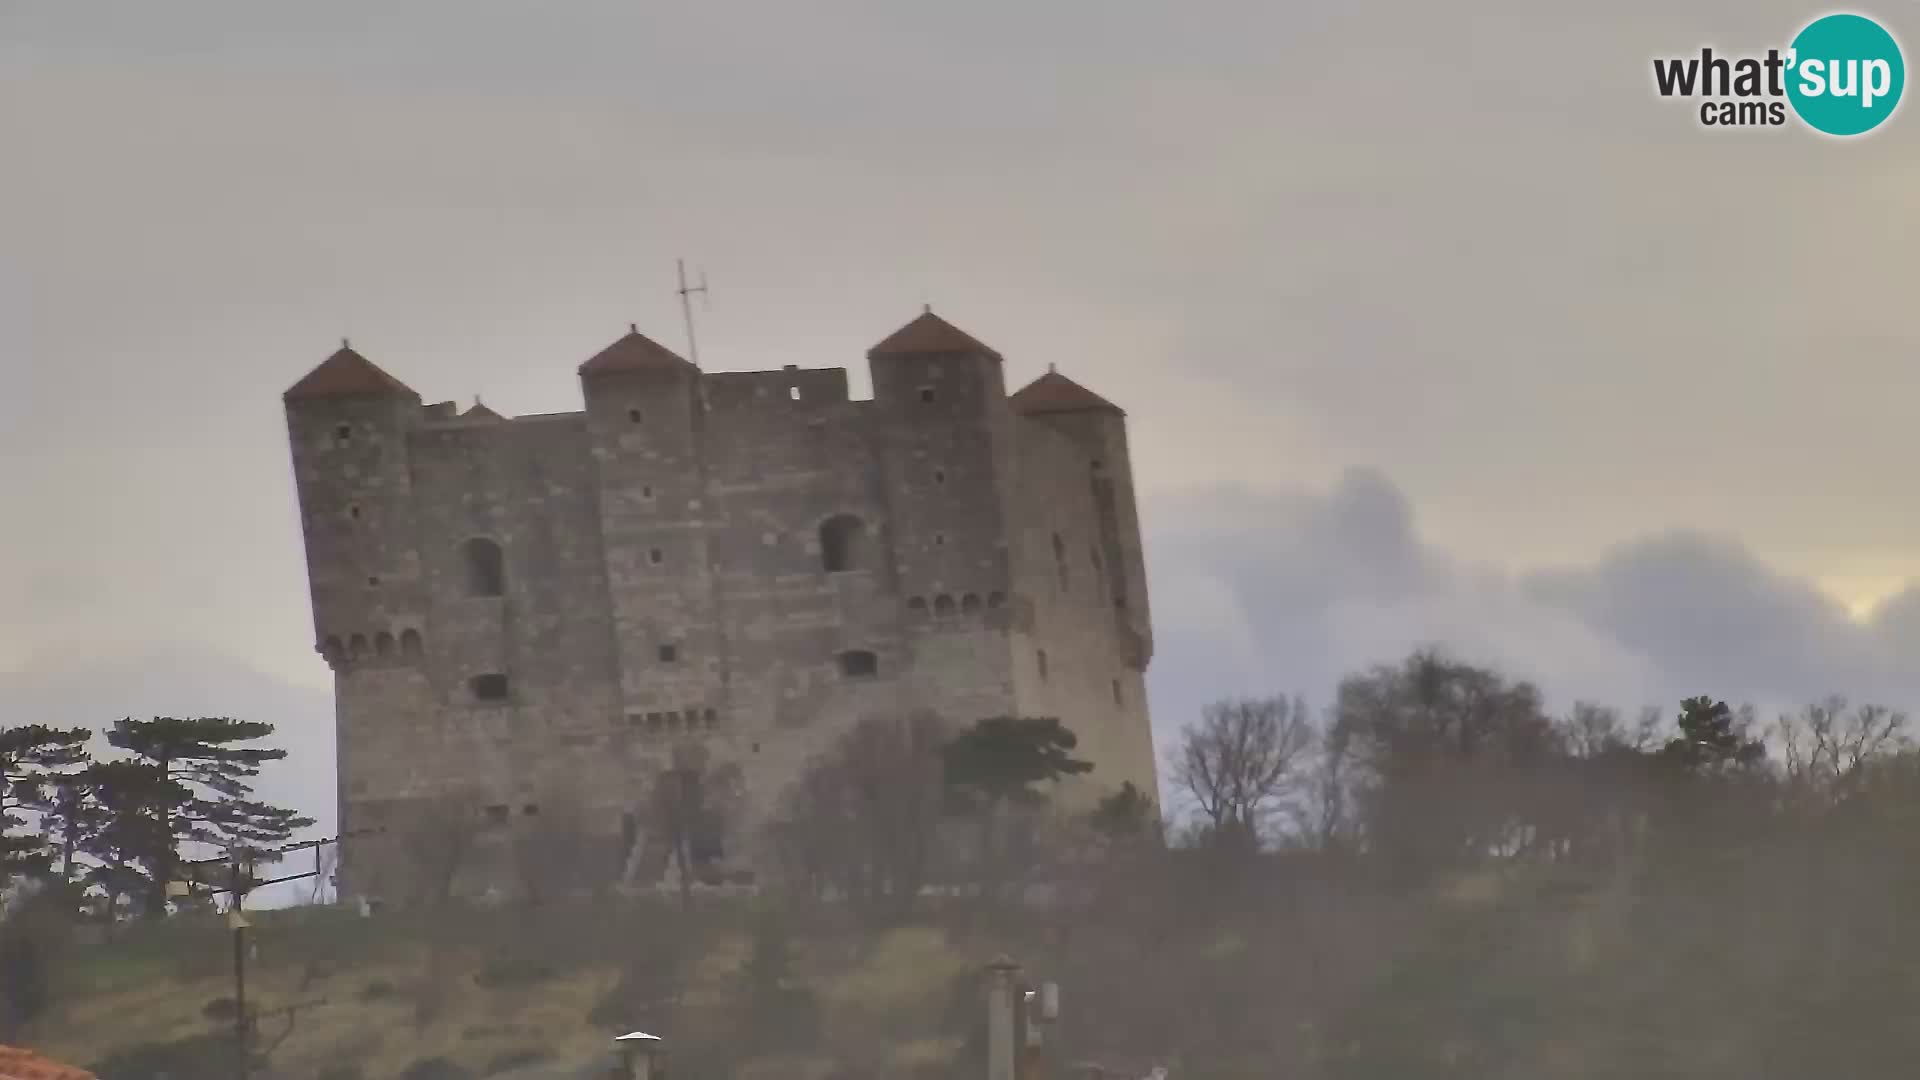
[285,311,1158,902]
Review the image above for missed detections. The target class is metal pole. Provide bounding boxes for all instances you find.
[233,917,248,1080]
[987,956,1020,1080]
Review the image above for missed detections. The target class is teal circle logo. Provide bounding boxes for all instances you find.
[1787,13,1905,136]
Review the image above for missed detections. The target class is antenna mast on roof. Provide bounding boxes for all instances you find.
[677,258,710,368]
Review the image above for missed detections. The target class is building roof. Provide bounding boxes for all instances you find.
[579,325,695,377]
[0,1045,96,1080]
[284,344,418,401]
[1009,368,1124,417]
[463,401,504,420]
[868,310,1001,361]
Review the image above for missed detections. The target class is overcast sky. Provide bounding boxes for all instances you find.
[6,1,1920,831]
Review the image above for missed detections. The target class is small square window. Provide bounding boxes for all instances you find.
[933,469,946,485]
[658,643,678,663]
[523,803,540,817]
[649,547,664,565]
[918,387,935,403]
[933,534,946,547]
[484,804,509,824]
[334,424,352,444]
[367,576,381,587]
[839,650,879,678]
[628,408,643,424]
[641,485,654,499]
[470,673,510,702]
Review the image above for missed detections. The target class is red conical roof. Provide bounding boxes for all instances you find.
[868,310,1001,361]
[579,326,695,377]
[1009,368,1124,417]
[284,345,417,401]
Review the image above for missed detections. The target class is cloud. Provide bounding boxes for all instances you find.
[1143,469,1920,749]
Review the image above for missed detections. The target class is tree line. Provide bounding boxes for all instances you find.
[0,717,311,921]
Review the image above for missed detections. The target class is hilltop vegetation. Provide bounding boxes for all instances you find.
[13,649,1920,1078]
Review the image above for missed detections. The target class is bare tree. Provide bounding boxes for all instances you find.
[402,793,482,907]
[765,711,947,919]
[1778,697,1910,806]
[1173,696,1315,849]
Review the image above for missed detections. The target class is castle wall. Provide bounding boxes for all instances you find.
[1007,416,1157,808]
[288,318,1154,900]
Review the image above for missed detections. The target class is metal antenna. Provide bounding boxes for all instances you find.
[677,258,710,368]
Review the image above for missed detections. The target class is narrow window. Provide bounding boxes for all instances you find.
[789,385,801,401]
[400,629,424,658]
[919,386,935,403]
[348,503,361,520]
[628,407,643,424]
[641,485,654,499]
[658,643,679,663]
[649,547,664,565]
[820,514,866,573]
[334,424,352,446]
[1053,532,1069,591]
[470,673,510,702]
[1112,678,1123,705]
[1038,650,1049,681]
[961,593,981,613]
[933,469,947,485]
[463,538,505,597]
[839,650,879,678]
[933,533,946,547]
[705,708,718,728]
[934,594,955,616]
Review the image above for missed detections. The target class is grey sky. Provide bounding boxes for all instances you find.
[6,2,1920,827]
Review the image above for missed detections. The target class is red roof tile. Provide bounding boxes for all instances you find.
[0,1045,96,1080]
[1009,369,1123,416]
[868,310,1001,361]
[579,326,695,377]
[284,345,417,401]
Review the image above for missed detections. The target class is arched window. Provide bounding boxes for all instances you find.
[349,634,369,659]
[839,650,879,679]
[322,635,346,664]
[907,596,928,613]
[819,514,866,573]
[933,594,956,616]
[961,593,981,613]
[463,538,505,597]
[374,632,395,658]
[1052,532,1069,591]
[400,629,424,658]
[1037,649,1049,681]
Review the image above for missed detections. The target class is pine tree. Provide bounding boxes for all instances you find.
[106,716,314,915]
[0,725,92,888]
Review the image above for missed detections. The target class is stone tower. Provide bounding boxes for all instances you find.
[284,311,1157,901]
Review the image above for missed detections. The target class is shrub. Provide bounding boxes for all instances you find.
[399,1057,473,1080]
[482,1047,552,1075]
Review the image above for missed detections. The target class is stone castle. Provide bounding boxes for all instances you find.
[283,309,1156,899]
